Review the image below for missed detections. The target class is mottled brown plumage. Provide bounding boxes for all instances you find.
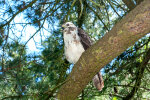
[78,28,93,50]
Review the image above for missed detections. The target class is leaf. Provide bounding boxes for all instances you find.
[113,97,117,100]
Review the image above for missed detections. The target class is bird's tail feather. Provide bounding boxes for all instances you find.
[92,72,104,91]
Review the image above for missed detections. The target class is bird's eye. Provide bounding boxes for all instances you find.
[66,24,69,26]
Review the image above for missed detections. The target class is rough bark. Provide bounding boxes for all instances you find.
[57,0,150,99]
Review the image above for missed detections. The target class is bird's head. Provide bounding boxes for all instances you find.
[62,22,76,29]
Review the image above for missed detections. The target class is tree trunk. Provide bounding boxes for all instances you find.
[57,0,150,99]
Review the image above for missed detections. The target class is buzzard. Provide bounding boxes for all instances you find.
[62,22,104,91]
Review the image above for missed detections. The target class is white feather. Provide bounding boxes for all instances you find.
[63,27,85,64]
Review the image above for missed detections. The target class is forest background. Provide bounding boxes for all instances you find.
[0,0,150,100]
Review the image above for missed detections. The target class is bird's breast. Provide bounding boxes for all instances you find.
[64,41,85,64]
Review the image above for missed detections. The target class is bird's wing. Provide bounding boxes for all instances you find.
[78,28,93,50]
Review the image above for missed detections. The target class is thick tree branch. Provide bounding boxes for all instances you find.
[57,0,150,99]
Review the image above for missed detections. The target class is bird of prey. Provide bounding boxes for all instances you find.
[62,22,104,91]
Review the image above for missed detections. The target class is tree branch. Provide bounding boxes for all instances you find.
[0,0,37,28]
[57,0,150,99]
[107,0,121,18]
[123,48,150,100]
[86,3,109,31]
[113,84,150,91]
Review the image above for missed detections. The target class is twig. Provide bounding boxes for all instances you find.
[107,0,121,18]
[79,0,83,19]
[0,0,37,28]
[86,3,109,31]
[89,0,101,8]
[65,0,77,21]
